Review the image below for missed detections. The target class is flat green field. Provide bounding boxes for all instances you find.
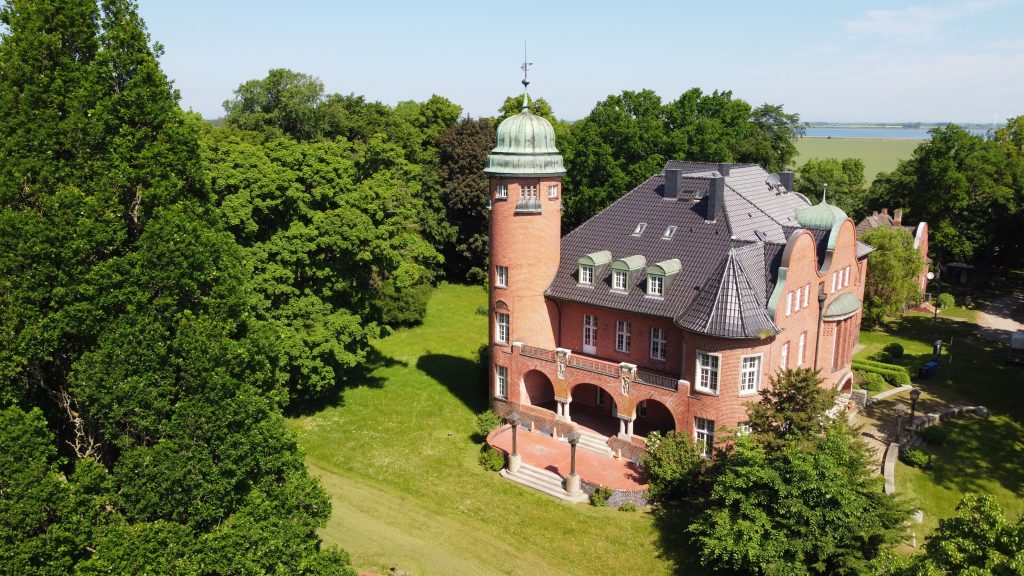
[289,284,689,576]
[796,137,923,183]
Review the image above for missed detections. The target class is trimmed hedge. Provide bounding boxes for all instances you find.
[852,359,912,386]
[882,342,905,359]
[856,371,887,392]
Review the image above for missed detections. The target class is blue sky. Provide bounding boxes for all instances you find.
[137,0,1023,123]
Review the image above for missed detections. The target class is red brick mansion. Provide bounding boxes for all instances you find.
[485,98,870,455]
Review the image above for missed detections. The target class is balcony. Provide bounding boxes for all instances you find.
[635,369,679,392]
[514,197,542,214]
[514,343,681,393]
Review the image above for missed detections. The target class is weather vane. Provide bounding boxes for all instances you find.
[521,41,533,89]
[822,183,829,203]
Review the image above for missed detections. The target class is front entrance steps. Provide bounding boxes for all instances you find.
[500,462,588,503]
[575,428,615,457]
[827,391,853,419]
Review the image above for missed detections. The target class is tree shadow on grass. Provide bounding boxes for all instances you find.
[285,345,406,417]
[416,346,489,415]
[651,502,712,576]
[923,415,1024,498]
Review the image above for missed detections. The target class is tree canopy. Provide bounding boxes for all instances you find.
[860,226,925,325]
[797,158,867,219]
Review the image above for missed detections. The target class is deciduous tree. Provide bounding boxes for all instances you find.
[860,226,925,325]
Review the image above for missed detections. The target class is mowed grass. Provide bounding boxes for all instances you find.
[796,137,922,184]
[289,284,685,576]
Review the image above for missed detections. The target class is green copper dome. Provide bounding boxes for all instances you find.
[796,200,848,249]
[484,96,565,176]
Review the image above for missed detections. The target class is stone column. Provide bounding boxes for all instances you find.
[565,430,581,496]
[618,418,626,438]
[507,411,522,474]
[564,398,572,422]
[626,418,634,437]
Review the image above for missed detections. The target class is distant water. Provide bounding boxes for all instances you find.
[805,127,989,139]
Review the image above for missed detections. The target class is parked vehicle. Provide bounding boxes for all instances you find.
[1007,331,1024,365]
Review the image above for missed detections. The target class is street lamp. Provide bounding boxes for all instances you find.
[565,430,582,496]
[927,271,938,323]
[909,388,922,432]
[507,411,521,474]
[894,402,908,444]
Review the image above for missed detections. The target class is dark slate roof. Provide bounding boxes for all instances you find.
[546,162,813,339]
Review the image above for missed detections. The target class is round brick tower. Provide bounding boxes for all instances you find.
[484,93,565,354]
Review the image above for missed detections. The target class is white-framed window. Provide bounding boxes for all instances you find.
[802,284,810,308]
[780,341,789,370]
[831,271,838,293]
[737,421,752,436]
[495,365,508,399]
[496,265,508,288]
[583,314,598,353]
[663,225,677,239]
[739,355,761,394]
[496,183,508,199]
[695,417,715,457]
[632,222,647,236]
[521,184,537,200]
[648,274,664,297]
[579,264,594,285]
[612,270,628,291]
[650,327,667,360]
[495,312,509,344]
[696,351,720,393]
[615,320,631,353]
[798,332,806,367]
[595,387,605,406]
[844,266,850,287]
[548,184,559,199]
[786,292,793,316]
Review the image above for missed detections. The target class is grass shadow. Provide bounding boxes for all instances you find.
[286,345,407,417]
[922,415,1024,498]
[416,348,489,414]
[651,502,711,576]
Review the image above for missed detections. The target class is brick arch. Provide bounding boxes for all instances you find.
[633,397,676,437]
[836,371,854,394]
[495,300,509,311]
[568,381,623,437]
[521,369,555,409]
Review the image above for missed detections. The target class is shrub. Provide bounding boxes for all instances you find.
[937,292,955,309]
[901,447,931,469]
[883,342,905,359]
[639,431,706,503]
[479,446,505,471]
[851,360,911,386]
[475,409,502,438]
[618,502,637,512]
[920,425,951,446]
[871,350,892,363]
[590,486,613,507]
[857,372,886,392]
[474,304,488,316]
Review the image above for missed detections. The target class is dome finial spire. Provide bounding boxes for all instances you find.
[821,182,829,204]
[520,41,533,112]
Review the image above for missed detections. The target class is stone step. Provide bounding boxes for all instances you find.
[827,393,852,419]
[576,430,615,457]
[500,463,588,503]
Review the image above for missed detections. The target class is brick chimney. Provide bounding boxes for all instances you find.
[777,171,794,191]
[893,208,903,226]
[707,176,724,221]
[664,168,681,200]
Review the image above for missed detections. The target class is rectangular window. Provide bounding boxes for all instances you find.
[844,266,850,287]
[521,184,537,200]
[495,312,510,344]
[737,421,752,436]
[495,365,508,399]
[650,327,667,360]
[583,314,598,353]
[798,332,806,367]
[496,183,508,199]
[695,417,715,457]
[662,225,677,239]
[615,320,631,353]
[739,355,761,394]
[548,184,559,199]
[831,272,838,293]
[637,400,648,418]
[696,352,720,393]
[648,275,664,297]
[612,270,628,291]
[802,284,810,308]
[786,292,793,316]
[595,387,605,406]
[780,341,789,370]
[579,264,594,286]
[632,222,647,236]
[496,265,508,288]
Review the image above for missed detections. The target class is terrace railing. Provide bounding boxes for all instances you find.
[636,369,679,392]
[520,345,556,363]
[567,354,619,378]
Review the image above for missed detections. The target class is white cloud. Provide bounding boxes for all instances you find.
[843,0,1013,41]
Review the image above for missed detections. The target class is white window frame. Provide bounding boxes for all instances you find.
[579,264,594,286]
[802,284,809,308]
[786,292,793,316]
[695,417,715,457]
[548,184,559,199]
[650,327,667,360]
[844,266,850,287]
[831,272,838,293]
[495,312,510,344]
[495,365,508,399]
[662,225,677,239]
[798,332,806,367]
[595,387,605,406]
[612,270,628,291]
[737,421,752,436]
[615,320,632,353]
[695,351,720,394]
[496,183,508,199]
[648,274,664,297]
[739,354,762,395]
[495,265,508,288]
[521,184,538,201]
[583,314,597,354]
[632,222,647,236]
[780,341,789,370]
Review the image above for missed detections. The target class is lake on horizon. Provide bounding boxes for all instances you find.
[805,127,989,139]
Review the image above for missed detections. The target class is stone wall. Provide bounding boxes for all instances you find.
[580,479,649,508]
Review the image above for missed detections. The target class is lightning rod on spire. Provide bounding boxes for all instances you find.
[521,41,533,111]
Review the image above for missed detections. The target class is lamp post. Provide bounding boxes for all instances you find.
[507,411,521,474]
[927,271,938,323]
[909,388,922,434]
[894,402,908,444]
[565,430,581,496]
[814,283,827,371]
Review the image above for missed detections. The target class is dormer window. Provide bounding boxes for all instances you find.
[648,274,664,297]
[662,225,677,240]
[579,264,594,285]
[632,222,647,236]
[646,258,681,299]
[578,251,612,287]
[496,184,508,199]
[612,270,628,291]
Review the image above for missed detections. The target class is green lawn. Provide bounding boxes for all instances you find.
[796,137,922,184]
[289,284,690,576]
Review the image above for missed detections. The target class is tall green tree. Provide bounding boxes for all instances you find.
[796,158,867,218]
[860,226,925,326]
[746,368,836,448]
[438,117,494,282]
[223,68,325,140]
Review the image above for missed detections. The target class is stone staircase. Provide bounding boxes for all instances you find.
[827,391,852,419]
[576,428,615,457]
[500,463,588,503]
